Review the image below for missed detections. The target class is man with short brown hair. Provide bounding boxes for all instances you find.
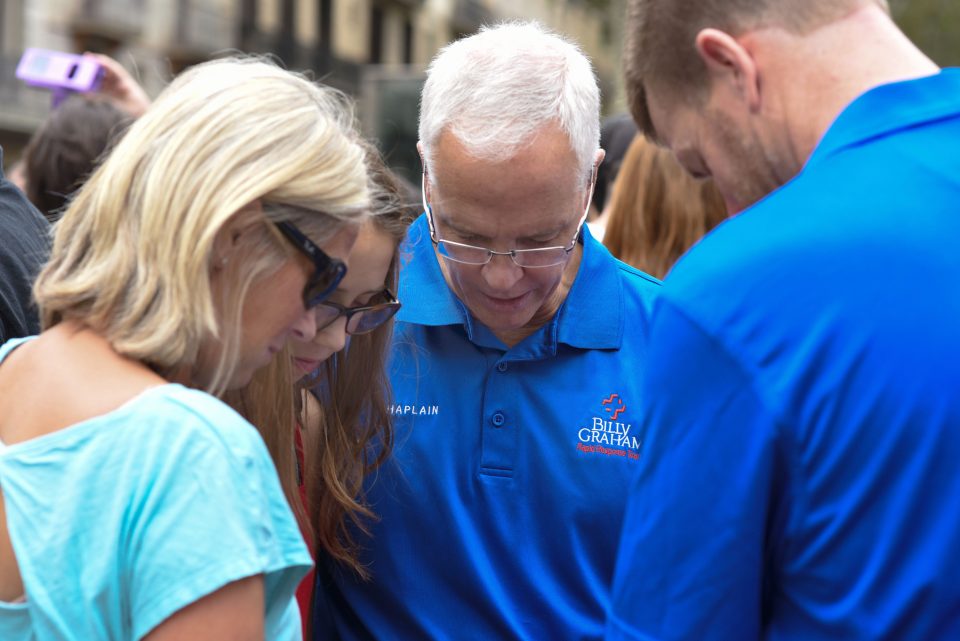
[608,1,960,639]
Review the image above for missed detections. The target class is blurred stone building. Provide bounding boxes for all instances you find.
[0,0,625,178]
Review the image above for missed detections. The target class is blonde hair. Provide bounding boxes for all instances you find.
[34,57,370,395]
[603,134,727,279]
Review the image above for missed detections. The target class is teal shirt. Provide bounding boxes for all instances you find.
[0,337,312,640]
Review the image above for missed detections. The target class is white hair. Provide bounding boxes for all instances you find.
[418,21,601,179]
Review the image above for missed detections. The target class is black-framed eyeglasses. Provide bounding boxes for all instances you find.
[274,220,348,309]
[421,173,590,268]
[312,288,401,335]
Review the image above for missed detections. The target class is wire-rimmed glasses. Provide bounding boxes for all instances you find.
[421,173,589,268]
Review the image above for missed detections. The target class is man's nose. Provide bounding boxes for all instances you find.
[480,253,524,291]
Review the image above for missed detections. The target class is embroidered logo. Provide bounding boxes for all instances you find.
[388,403,440,416]
[577,394,641,461]
[602,393,626,420]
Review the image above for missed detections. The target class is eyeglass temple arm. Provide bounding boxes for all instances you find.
[421,172,439,240]
[570,163,599,244]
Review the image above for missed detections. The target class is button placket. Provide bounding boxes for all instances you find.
[479,356,519,476]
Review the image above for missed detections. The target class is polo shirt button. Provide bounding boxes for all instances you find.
[497,362,508,372]
[492,412,505,427]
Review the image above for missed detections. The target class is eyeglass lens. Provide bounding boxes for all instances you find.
[273,220,348,309]
[312,295,400,335]
[436,241,570,267]
[304,263,347,308]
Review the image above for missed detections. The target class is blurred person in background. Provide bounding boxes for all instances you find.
[0,57,371,640]
[20,96,132,221]
[602,134,727,279]
[608,0,960,639]
[0,147,49,343]
[586,113,637,240]
[17,53,150,221]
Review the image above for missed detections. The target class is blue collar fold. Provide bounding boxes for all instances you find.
[396,215,625,351]
[806,69,960,171]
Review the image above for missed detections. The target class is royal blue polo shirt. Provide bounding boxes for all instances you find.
[606,70,960,641]
[313,215,661,639]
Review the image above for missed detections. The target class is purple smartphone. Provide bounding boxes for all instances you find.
[16,48,103,93]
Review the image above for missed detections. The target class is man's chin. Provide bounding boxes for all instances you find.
[476,290,535,314]
[469,306,536,336]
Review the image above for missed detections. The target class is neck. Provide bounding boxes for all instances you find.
[750,4,939,175]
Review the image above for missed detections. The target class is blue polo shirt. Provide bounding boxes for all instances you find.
[313,216,660,639]
[606,70,960,641]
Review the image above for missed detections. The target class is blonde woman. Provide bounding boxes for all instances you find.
[0,58,370,640]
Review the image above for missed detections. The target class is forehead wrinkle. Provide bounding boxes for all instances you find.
[429,124,587,244]
[433,125,581,198]
[433,202,571,243]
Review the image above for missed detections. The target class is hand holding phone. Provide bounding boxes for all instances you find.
[83,52,151,117]
[16,48,104,104]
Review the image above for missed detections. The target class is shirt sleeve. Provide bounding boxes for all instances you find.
[122,395,312,640]
[606,300,792,641]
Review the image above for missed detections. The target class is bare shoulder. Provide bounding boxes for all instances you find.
[0,323,166,445]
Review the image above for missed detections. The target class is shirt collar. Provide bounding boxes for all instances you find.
[806,68,960,172]
[555,223,624,349]
[396,214,625,350]
[396,215,468,327]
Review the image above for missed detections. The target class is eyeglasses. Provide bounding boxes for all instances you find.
[312,288,401,335]
[421,173,590,269]
[273,220,348,309]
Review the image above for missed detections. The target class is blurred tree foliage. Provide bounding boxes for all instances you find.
[890,0,960,66]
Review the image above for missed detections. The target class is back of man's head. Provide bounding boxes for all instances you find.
[419,22,601,180]
[623,0,889,137]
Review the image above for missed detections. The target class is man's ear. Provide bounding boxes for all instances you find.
[584,149,606,210]
[417,141,433,204]
[592,149,606,183]
[695,28,761,112]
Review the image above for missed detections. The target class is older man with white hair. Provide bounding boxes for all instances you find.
[310,22,661,640]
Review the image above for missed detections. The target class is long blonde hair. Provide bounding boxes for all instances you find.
[603,134,727,279]
[34,57,370,395]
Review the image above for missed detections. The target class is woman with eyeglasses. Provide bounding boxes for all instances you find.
[295,149,415,638]
[225,146,413,639]
[0,58,370,640]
